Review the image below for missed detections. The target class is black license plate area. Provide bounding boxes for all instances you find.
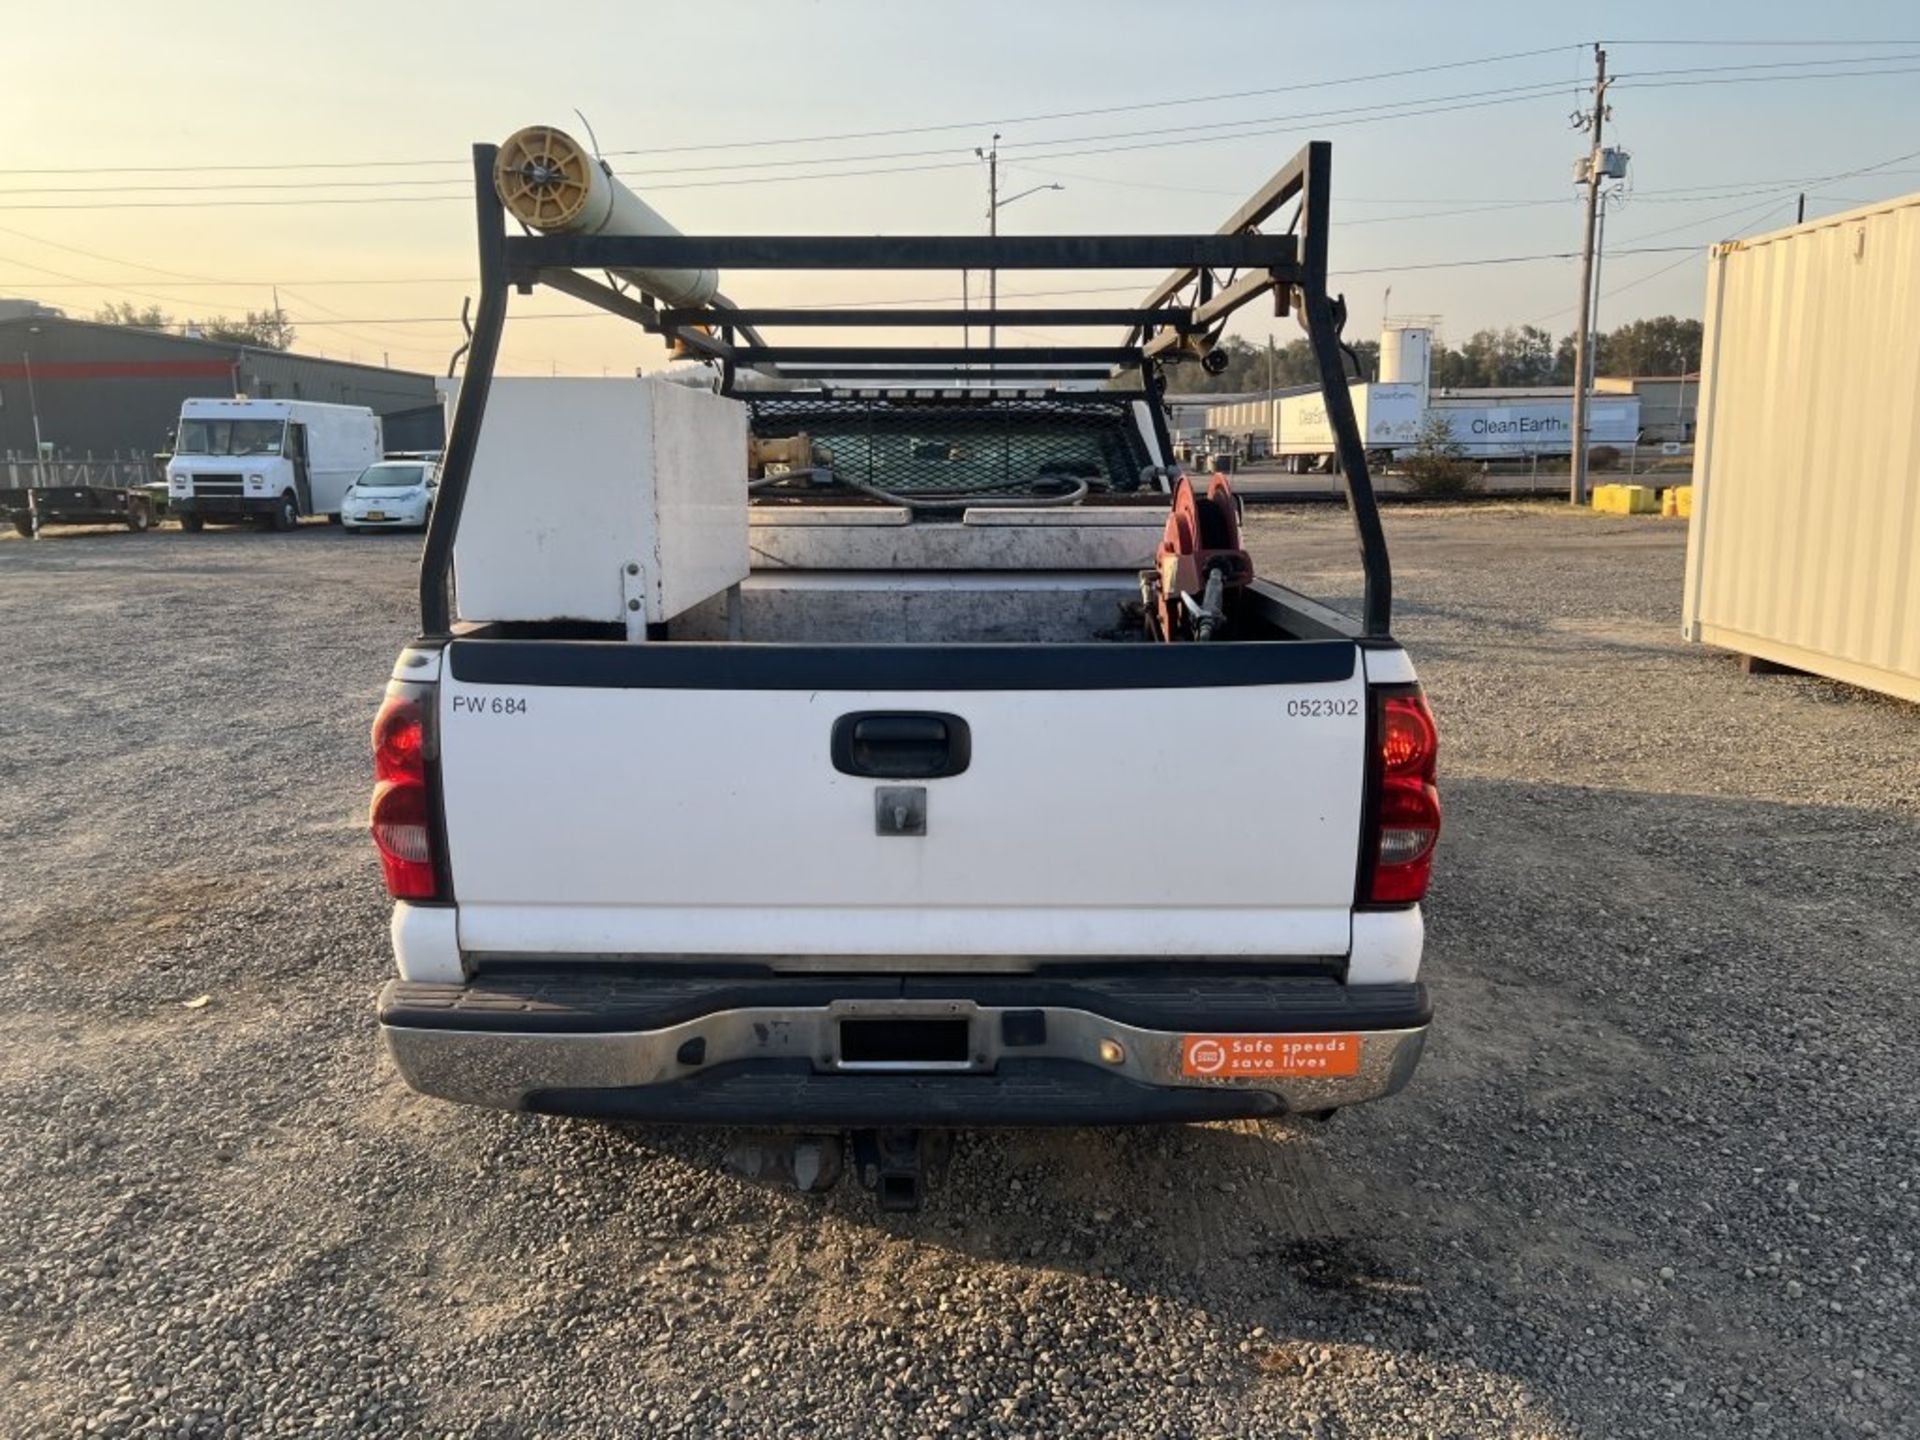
[838,1017,971,1067]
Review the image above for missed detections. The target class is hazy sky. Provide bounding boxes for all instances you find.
[6,1,1917,377]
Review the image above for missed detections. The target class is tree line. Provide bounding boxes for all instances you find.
[1165,315,1703,394]
[93,301,297,351]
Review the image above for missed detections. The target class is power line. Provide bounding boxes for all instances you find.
[273,285,456,361]
[1524,202,1794,323]
[620,79,1583,177]
[1598,246,1722,299]
[1,57,1911,211]
[0,276,473,288]
[1611,51,1920,80]
[0,44,1585,179]
[1017,146,1920,208]
[0,221,232,283]
[12,56,1916,200]
[1333,243,1696,278]
[0,86,1594,211]
[1612,191,1811,245]
[1615,63,1920,92]
[1605,37,1920,46]
[0,77,1587,199]
[0,176,475,197]
[600,45,1585,157]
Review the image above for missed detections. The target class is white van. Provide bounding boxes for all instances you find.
[166,398,383,531]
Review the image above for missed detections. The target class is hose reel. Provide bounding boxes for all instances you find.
[1143,473,1253,642]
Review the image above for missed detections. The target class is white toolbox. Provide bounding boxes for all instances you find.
[452,377,748,632]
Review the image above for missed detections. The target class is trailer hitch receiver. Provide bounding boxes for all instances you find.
[850,1128,949,1212]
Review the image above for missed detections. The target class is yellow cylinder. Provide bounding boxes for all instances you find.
[494,126,719,308]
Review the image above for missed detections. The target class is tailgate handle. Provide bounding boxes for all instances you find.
[832,712,971,779]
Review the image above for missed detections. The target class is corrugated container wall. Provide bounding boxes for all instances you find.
[1683,194,1920,702]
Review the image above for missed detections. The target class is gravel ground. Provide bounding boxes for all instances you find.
[1,507,1916,1439]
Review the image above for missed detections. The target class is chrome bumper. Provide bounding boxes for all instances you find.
[381,992,1428,1124]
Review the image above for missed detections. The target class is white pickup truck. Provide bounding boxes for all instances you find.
[370,130,1438,1206]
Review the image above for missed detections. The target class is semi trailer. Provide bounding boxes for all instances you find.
[1265,325,1641,470]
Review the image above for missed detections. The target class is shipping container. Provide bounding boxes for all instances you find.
[1683,193,1920,702]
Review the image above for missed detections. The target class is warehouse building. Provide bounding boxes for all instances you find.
[0,311,443,468]
[1596,374,1698,443]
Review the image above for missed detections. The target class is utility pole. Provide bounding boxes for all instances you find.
[1588,194,1610,392]
[974,137,1062,380]
[1568,43,1611,507]
[961,269,969,359]
[979,133,1001,366]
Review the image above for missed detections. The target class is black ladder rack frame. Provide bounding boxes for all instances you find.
[420,140,1392,639]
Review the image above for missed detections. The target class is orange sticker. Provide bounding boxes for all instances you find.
[1180,1033,1362,1079]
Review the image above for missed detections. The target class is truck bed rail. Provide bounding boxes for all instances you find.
[421,140,1391,638]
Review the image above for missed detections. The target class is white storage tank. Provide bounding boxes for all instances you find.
[1683,193,1920,702]
[1378,324,1431,387]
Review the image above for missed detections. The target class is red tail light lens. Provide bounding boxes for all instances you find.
[373,697,424,783]
[370,690,441,900]
[1381,695,1437,776]
[1369,689,1441,905]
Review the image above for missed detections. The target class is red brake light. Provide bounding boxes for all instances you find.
[373,695,425,783]
[1380,696,1436,776]
[370,690,440,900]
[1368,689,1441,905]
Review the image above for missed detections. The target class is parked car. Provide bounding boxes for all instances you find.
[341,459,438,532]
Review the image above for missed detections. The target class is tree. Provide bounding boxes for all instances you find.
[1400,411,1475,497]
[95,301,173,330]
[1600,315,1702,376]
[92,300,298,351]
[1450,326,1557,388]
[200,307,296,351]
[1159,310,1704,395]
[1160,334,1380,395]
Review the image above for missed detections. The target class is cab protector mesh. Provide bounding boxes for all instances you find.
[744,391,1153,502]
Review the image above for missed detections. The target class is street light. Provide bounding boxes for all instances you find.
[995,182,1067,213]
[974,133,1065,369]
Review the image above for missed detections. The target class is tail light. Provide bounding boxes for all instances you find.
[370,686,442,900]
[1366,687,1441,905]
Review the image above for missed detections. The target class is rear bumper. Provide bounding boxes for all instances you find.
[378,972,1430,1126]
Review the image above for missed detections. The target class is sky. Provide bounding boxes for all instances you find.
[5,0,1918,378]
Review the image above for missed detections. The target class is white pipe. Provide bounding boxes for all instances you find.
[494,125,719,308]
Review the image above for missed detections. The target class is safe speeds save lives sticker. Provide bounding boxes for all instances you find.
[1180,1033,1362,1079]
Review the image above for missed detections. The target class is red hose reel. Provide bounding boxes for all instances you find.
[1149,472,1254,641]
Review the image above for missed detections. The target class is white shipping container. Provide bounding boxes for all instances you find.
[1683,194,1920,702]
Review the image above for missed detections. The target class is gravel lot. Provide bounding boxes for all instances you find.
[2,507,1916,1439]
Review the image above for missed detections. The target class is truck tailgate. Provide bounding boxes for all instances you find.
[437,638,1367,959]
